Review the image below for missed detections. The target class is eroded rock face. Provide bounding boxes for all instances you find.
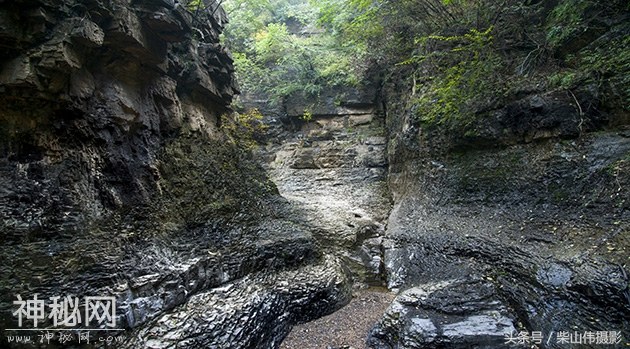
[0,1,351,347]
[0,0,238,236]
[122,255,351,349]
[369,279,517,349]
[368,66,630,348]
[259,106,392,286]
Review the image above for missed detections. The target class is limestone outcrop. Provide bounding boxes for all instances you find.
[0,1,351,347]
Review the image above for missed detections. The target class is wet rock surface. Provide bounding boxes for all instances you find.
[368,68,630,348]
[259,109,392,286]
[122,255,351,349]
[369,278,518,349]
[0,1,353,347]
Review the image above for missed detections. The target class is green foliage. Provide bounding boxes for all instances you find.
[221,109,268,149]
[301,107,313,121]
[546,0,592,49]
[544,0,629,111]
[254,23,292,64]
[415,54,504,127]
[222,0,275,53]
[305,0,521,132]
[279,0,319,25]
[542,0,630,111]
[317,0,627,132]
[578,35,630,111]
[232,52,270,94]
[548,71,579,89]
[223,0,363,110]
[315,0,383,45]
[224,0,629,129]
[410,27,504,127]
[187,0,203,11]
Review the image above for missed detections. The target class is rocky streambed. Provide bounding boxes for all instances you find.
[1,0,629,348]
[248,81,630,349]
[243,86,627,349]
[260,106,391,284]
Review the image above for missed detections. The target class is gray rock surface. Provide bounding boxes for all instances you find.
[367,66,630,348]
[369,278,518,349]
[122,255,351,349]
[259,111,392,286]
[0,1,352,347]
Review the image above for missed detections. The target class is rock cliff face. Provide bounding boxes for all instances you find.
[363,2,630,347]
[259,99,391,286]
[0,0,237,229]
[3,1,629,348]
[368,65,630,348]
[0,1,351,347]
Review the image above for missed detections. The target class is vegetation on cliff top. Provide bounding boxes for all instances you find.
[221,0,365,108]
[318,0,629,130]
[221,0,629,132]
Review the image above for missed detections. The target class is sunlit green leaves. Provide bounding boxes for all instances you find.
[254,23,293,64]
[546,0,591,48]
[411,27,504,127]
[222,0,363,107]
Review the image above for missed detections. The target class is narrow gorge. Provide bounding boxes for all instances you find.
[1,0,629,348]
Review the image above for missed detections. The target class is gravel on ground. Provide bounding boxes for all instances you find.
[280,288,395,349]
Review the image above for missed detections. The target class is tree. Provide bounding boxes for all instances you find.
[222,0,362,108]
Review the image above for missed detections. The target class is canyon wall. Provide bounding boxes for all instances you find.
[0,1,350,347]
